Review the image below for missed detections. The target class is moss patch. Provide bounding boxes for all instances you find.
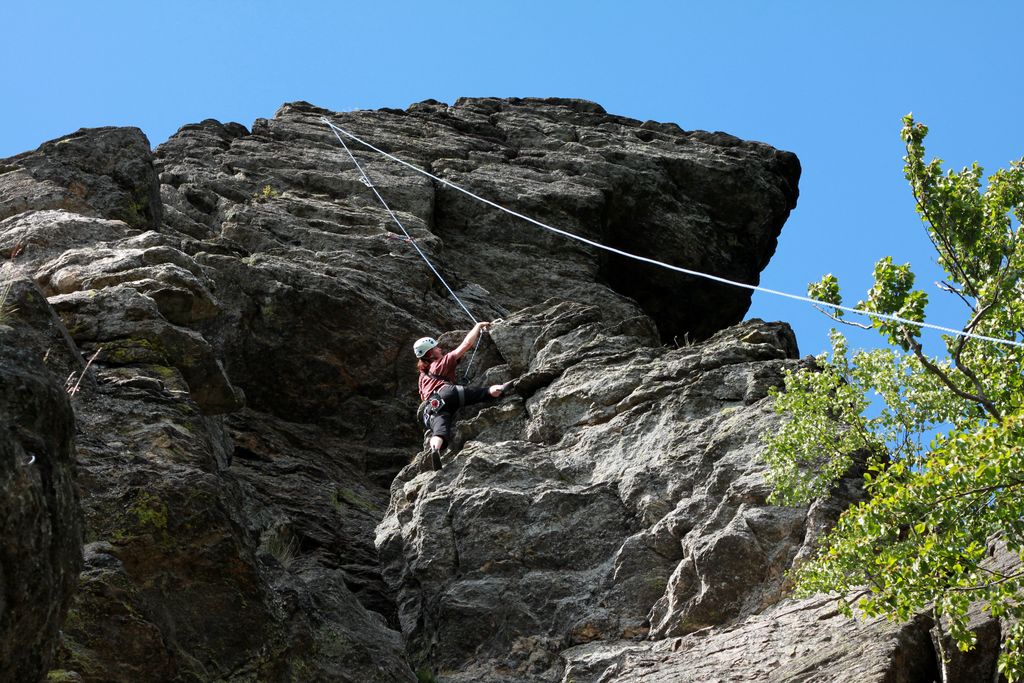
[131,492,168,534]
[104,337,166,365]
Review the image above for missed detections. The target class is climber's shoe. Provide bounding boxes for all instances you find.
[430,448,443,471]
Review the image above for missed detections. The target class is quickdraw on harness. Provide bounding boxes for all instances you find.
[418,379,466,429]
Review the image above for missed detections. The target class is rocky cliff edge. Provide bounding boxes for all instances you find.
[0,98,962,682]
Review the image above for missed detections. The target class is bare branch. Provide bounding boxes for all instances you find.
[812,304,872,329]
[935,280,976,312]
[67,347,103,398]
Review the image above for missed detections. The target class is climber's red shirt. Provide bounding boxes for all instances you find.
[418,351,458,401]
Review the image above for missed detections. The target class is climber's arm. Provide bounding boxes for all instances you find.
[451,321,491,360]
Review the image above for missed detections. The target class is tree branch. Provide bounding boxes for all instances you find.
[933,605,951,683]
[812,305,872,329]
[936,280,976,312]
[947,569,1024,593]
[949,301,1004,419]
[901,328,1002,421]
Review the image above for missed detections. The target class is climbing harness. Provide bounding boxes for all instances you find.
[419,394,444,429]
[417,370,452,427]
[320,117,1024,351]
[419,385,466,428]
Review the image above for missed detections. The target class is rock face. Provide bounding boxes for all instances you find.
[376,315,883,681]
[0,127,161,229]
[0,97,947,683]
[561,597,938,683]
[0,277,83,681]
[3,125,416,682]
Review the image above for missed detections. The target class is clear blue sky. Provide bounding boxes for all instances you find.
[4,1,1022,356]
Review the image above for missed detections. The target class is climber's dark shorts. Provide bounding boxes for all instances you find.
[424,384,494,444]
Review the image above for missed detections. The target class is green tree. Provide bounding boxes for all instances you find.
[764,115,1024,681]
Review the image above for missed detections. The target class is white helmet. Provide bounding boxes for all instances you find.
[413,336,439,358]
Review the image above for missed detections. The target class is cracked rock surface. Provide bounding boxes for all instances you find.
[0,98,948,682]
[377,315,878,681]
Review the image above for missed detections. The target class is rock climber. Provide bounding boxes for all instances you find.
[414,321,513,471]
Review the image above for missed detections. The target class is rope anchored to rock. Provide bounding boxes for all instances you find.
[323,120,478,326]
[324,119,488,381]
[320,117,1024,351]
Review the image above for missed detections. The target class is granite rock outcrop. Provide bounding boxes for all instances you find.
[376,314,884,681]
[0,97,957,682]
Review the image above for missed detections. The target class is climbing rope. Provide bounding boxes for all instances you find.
[460,335,482,384]
[324,121,477,326]
[324,120,488,381]
[320,117,1024,351]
